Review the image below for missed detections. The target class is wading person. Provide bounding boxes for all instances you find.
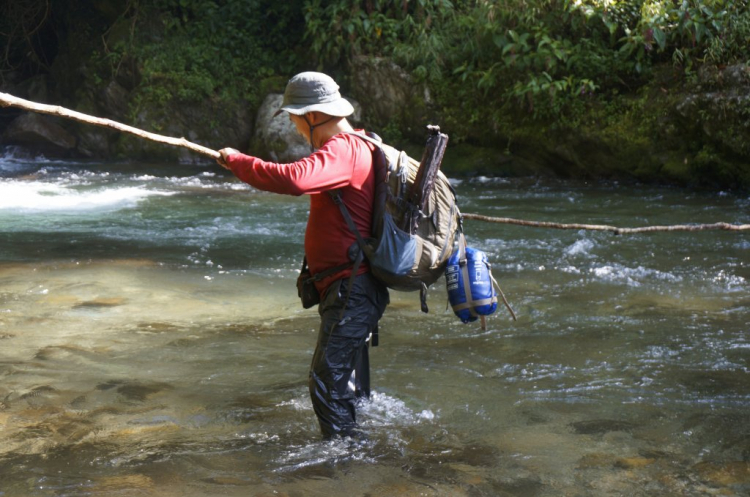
[216,72,389,439]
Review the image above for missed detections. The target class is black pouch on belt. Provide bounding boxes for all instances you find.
[296,257,352,309]
[297,257,320,309]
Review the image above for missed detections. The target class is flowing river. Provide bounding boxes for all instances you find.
[0,149,748,496]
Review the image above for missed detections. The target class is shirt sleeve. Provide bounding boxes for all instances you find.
[225,135,356,196]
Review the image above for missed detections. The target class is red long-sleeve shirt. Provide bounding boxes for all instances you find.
[226,132,375,293]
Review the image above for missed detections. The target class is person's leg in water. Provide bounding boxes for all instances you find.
[308,273,387,438]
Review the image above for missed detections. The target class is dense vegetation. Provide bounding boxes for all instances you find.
[306,0,750,138]
[2,1,749,187]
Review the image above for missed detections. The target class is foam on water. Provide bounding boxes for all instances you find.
[564,238,596,257]
[0,148,82,170]
[270,390,437,473]
[164,173,252,191]
[492,363,577,383]
[359,391,437,428]
[589,263,683,286]
[472,175,511,185]
[0,180,174,212]
[0,147,43,175]
[711,270,747,292]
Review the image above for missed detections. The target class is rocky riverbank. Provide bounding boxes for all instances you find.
[2,55,749,189]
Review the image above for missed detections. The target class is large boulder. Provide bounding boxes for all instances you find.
[76,127,112,158]
[67,80,130,158]
[9,75,51,103]
[2,113,77,156]
[114,96,253,163]
[673,63,750,158]
[252,94,310,162]
[98,80,130,120]
[349,56,433,137]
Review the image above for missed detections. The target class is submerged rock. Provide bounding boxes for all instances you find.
[570,419,637,435]
[490,477,546,497]
[73,297,126,308]
[18,385,57,400]
[443,443,500,467]
[90,474,155,493]
[577,452,618,469]
[116,382,172,402]
[96,380,172,401]
[693,461,750,486]
[614,457,656,469]
[366,481,468,496]
[201,476,255,486]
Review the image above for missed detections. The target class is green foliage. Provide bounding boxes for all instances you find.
[303,0,454,69]
[100,0,306,113]
[300,0,749,142]
[580,0,735,73]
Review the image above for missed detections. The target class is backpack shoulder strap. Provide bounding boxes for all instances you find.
[327,189,370,255]
[345,130,383,149]
[329,130,388,248]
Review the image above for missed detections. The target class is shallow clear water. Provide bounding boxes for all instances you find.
[1,149,748,496]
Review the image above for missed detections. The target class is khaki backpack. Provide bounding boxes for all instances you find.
[331,129,461,312]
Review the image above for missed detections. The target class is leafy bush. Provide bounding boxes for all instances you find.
[300,0,749,140]
[303,0,454,69]
[104,0,306,113]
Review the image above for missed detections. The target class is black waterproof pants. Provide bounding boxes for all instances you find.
[308,272,389,438]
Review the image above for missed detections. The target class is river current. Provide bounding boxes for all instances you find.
[0,149,748,496]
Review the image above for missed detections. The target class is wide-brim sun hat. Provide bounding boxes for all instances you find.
[274,72,354,117]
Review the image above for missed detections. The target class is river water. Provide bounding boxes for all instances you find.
[0,149,748,496]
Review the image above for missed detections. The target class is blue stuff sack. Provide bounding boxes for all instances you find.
[445,234,498,323]
[370,212,418,277]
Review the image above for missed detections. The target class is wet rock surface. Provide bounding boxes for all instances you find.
[2,113,77,156]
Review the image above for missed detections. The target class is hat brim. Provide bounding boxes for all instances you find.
[273,98,354,118]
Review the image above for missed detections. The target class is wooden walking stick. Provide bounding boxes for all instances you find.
[0,92,220,160]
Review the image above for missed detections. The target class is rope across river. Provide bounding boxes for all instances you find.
[2,92,748,234]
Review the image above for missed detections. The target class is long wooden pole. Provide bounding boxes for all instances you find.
[0,92,220,160]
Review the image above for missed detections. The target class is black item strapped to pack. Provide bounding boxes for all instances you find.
[332,126,461,313]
